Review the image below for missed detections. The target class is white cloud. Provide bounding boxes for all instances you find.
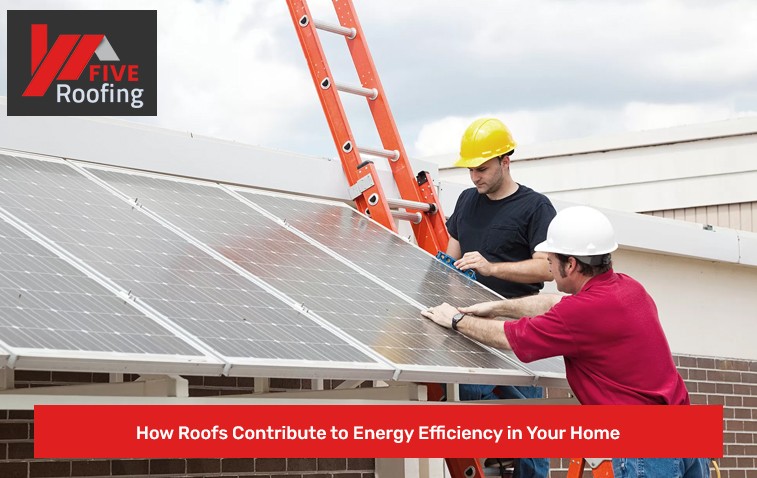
[414,116,472,159]
[621,102,757,131]
[151,0,316,145]
[3,0,757,162]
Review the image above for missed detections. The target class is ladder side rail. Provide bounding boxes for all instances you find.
[285,0,397,232]
[331,0,449,254]
[445,458,486,478]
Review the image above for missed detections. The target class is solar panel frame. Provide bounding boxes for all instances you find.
[81,164,557,386]
[229,187,567,384]
[0,345,9,369]
[0,152,393,380]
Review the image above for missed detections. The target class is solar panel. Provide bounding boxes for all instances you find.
[235,190,566,380]
[0,213,222,374]
[0,153,389,379]
[235,191,504,307]
[85,166,533,385]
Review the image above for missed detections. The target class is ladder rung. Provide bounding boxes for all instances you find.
[313,19,356,39]
[386,197,436,213]
[391,210,422,224]
[357,146,400,161]
[334,81,378,100]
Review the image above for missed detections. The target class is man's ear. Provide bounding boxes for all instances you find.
[567,256,578,274]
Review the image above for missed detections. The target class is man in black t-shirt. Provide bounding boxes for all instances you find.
[447,184,555,298]
[447,118,555,298]
[445,118,555,478]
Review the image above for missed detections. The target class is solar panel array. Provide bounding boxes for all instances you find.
[0,151,566,386]
[85,168,531,383]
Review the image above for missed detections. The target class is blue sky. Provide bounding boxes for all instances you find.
[3,0,757,165]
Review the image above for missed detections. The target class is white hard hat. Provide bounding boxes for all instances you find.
[535,206,618,258]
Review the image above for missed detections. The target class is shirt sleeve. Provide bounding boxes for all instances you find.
[504,298,579,363]
[527,200,557,253]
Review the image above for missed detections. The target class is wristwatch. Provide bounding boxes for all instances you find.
[451,312,467,331]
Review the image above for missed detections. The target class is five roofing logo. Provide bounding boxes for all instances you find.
[7,10,157,116]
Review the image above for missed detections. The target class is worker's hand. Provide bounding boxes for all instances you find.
[459,301,500,318]
[454,251,493,276]
[421,303,458,329]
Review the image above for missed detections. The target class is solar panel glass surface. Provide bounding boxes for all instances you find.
[0,217,205,357]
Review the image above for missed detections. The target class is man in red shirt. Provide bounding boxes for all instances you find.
[422,206,709,477]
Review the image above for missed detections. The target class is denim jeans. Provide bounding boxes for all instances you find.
[459,384,544,400]
[613,458,711,477]
[459,384,549,478]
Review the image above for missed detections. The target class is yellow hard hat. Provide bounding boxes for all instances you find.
[454,118,517,168]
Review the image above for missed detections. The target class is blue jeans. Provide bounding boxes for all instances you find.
[459,384,544,400]
[459,384,549,478]
[613,458,710,477]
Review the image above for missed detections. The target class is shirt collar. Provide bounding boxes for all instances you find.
[578,268,616,294]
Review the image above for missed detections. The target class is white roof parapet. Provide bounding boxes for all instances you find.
[551,199,756,268]
[434,116,757,168]
[512,116,757,161]
[568,201,752,267]
[438,182,756,268]
[738,231,757,266]
[0,97,438,203]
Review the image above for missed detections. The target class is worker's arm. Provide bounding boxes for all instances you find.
[454,251,553,283]
[446,237,462,260]
[459,293,563,318]
[421,303,512,350]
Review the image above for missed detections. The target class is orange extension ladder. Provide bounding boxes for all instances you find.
[285,0,448,256]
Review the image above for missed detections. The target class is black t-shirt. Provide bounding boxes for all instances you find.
[446,184,556,298]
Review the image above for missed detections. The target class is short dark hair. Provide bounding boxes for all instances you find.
[555,253,612,277]
[494,150,515,164]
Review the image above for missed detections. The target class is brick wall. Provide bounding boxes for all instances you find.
[1,354,755,478]
[0,410,375,478]
[0,373,373,478]
[546,355,757,478]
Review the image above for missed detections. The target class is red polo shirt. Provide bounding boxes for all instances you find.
[504,270,689,405]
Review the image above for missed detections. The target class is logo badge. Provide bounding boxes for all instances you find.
[7,10,157,116]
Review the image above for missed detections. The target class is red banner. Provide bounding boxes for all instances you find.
[34,404,722,458]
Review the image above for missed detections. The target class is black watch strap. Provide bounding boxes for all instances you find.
[451,312,466,331]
